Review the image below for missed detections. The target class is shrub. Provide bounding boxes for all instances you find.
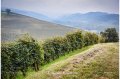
[17,34,43,73]
[66,31,83,51]
[98,35,105,43]
[83,32,99,46]
[1,34,43,79]
[83,32,93,46]
[92,33,99,44]
[43,37,66,63]
[61,37,71,54]
[1,43,18,79]
[1,30,101,79]
[43,39,56,63]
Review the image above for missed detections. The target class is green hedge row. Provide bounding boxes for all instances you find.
[1,31,104,79]
[1,34,43,79]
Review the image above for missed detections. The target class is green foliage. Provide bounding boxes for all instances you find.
[1,43,17,79]
[1,34,43,79]
[66,31,83,51]
[43,39,56,63]
[17,34,43,72]
[51,37,64,58]
[83,32,99,46]
[92,33,99,44]
[83,32,91,46]
[98,35,105,43]
[100,28,119,42]
[2,30,102,79]
[43,37,70,63]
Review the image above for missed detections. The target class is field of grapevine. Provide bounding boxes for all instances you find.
[25,43,119,79]
[1,12,118,79]
[2,30,103,79]
[2,0,119,79]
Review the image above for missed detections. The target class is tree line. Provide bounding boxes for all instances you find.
[1,28,118,79]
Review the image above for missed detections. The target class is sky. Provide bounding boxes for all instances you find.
[2,0,119,17]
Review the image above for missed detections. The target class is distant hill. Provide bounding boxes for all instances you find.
[1,8,51,21]
[2,8,118,34]
[54,12,119,32]
[1,12,77,42]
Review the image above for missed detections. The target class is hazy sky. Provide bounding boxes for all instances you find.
[2,0,119,17]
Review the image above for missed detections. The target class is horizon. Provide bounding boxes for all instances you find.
[1,7,119,19]
[2,0,119,18]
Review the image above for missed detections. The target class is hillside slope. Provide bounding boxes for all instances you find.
[25,43,119,79]
[54,12,119,32]
[1,12,77,42]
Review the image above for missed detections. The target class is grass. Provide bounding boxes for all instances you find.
[61,43,119,79]
[18,43,119,79]
[41,45,92,70]
[16,45,92,79]
[25,43,119,79]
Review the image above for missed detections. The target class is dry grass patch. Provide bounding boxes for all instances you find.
[25,43,118,79]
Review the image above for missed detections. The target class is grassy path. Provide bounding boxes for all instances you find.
[25,43,119,79]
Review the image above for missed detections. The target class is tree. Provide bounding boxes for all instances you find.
[6,9,11,15]
[100,28,119,42]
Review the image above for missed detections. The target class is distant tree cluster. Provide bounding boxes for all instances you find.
[6,9,11,15]
[100,28,119,42]
[2,28,117,79]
